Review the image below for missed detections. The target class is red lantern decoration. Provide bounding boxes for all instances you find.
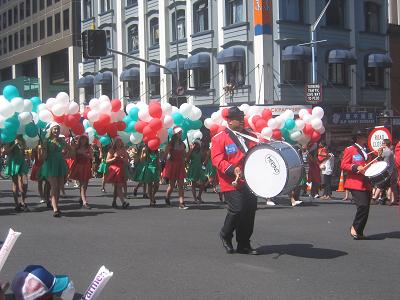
[272,129,282,140]
[149,118,163,131]
[148,102,162,119]
[148,137,161,150]
[134,121,147,133]
[111,99,122,112]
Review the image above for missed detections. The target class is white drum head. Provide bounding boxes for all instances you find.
[244,146,287,198]
[365,161,388,177]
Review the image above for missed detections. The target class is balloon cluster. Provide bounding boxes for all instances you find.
[204,104,325,147]
[123,101,203,150]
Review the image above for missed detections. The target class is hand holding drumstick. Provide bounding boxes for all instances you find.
[232,167,242,186]
[356,156,380,174]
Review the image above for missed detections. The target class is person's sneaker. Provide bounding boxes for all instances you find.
[292,200,303,207]
[314,194,320,199]
[266,200,276,206]
[74,183,79,188]
[378,198,386,205]
[178,204,189,210]
[40,199,45,204]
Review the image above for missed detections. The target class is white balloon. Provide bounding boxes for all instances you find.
[163,115,174,128]
[89,98,100,111]
[317,126,326,134]
[39,109,53,123]
[221,120,228,127]
[267,118,278,129]
[239,104,250,115]
[11,97,25,112]
[115,110,126,121]
[23,99,33,112]
[118,131,130,144]
[193,130,203,140]
[99,101,112,113]
[302,114,313,124]
[189,107,202,121]
[18,112,33,125]
[126,103,136,114]
[52,103,65,116]
[179,103,193,117]
[211,111,222,124]
[17,125,25,135]
[248,106,262,117]
[85,127,96,136]
[37,103,47,112]
[158,128,169,143]
[0,115,5,128]
[290,131,302,141]
[171,106,179,114]
[311,118,323,130]
[261,127,273,139]
[83,119,90,128]
[299,109,309,119]
[130,132,143,144]
[87,110,100,123]
[0,98,15,119]
[46,98,56,110]
[136,101,147,110]
[282,110,294,120]
[161,102,172,115]
[295,119,305,130]
[138,107,152,122]
[275,116,285,129]
[312,106,324,119]
[68,102,80,114]
[32,112,39,124]
[204,118,214,129]
[56,92,70,104]
[98,95,110,103]
[24,135,39,148]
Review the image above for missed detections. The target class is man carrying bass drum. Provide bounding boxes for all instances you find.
[341,129,372,240]
[211,107,259,255]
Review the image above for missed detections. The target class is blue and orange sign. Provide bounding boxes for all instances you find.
[254,0,272,36]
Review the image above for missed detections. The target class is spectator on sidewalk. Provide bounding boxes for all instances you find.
[321,147,335,200]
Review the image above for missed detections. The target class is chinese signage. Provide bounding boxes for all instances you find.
[368,127,392,152]
[305,84,323,104]
[331,112,376,125]
[254,0,272,35]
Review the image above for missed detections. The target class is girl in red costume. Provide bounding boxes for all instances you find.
[69,135,93,209]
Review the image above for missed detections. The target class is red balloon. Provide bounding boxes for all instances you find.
[116,121,126,131]
[96,125,107,136]
[303,124,313,136]
[107,124,118,138]
[252,115,261,124]
[142,135,149,143]
[111,99,122,112]
[148,137,161,150]
[72,123,84,135]
[65,114,77,127]
[244,116,249,128]
[221,108,229,120]
[210,124,219,137]
[73,113,81,122]
[53,115,65,124]
[98,114,111,125]
[272,129,282,140]
[255,119,267,132]
[148,102,162,119]
[311,131,321,142]
[149,118,163,131]
[83,107,90,119]
[143,125,157,139]
[262,109,272,121]
[134,121,147,133]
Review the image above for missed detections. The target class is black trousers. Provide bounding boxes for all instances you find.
[221,186,257,248]
[350,189,371,235]
[323,174,332,196]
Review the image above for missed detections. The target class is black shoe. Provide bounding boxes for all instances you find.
[237,245,260,255]
[122,201,130,209]
[79,198,83,207]
[53,211,61,218]
[219,233,234,254]
[165,197,171,207]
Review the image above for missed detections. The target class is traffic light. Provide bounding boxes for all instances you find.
[82,30,108,59]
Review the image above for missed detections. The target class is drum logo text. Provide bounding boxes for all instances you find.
[265,154,280,175]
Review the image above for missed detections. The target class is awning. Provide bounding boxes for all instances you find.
[76,75,94,88]
[282,45,311,61]
[146,65,160,77]
[94,71,113,84]
[217,47,245,64]
[120,68,140,81]
[184,53,210,70]
[328,49,356,64]
[164,58,187,74]
[368,53,392,68]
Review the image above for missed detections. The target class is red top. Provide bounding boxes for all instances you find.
[211,128,256,192]
[69,148,92,182]
[162,143,186,180]
[341,144,372,191]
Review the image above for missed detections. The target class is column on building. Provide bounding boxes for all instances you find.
[68,46,81,103]
[115,0,125,102]
[349,0,357,106]
[37,56,50,100]
[138,0,149,103]
[217,0,226,106]
[186,0,194,105]
[159,0,170,104]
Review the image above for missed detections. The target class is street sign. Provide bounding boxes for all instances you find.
[305,83,322,104]
[368,126,392,152]
[176,86,185,96]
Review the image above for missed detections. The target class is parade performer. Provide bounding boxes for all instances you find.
[4,135,29,211]
[202,143,218,193]
[186,139,206,203]
[163,127,188,209]
[98,144,110,193]
[69,135,93,209]
[341,129,372,240]
[211,106,259,255]
[133,144,148,198]
[39,123,71,217]
[105,137,130,209]
[138,145,160,207]
[30,144,48,205]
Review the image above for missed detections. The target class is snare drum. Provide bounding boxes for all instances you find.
[364,161,392,188]
[243,141,303,198]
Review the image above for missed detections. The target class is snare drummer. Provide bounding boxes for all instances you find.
[211,107,259,255]
[341,129,372,240]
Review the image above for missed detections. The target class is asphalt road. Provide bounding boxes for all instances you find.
[0,179,399,300]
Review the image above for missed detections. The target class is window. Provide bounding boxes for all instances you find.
[26,26,31,44]
[225,61,245,86]
[226,0,243,25]
[127,24,139,52]
[3,37,8,54]
[47,16,52,36]
[33,0,38,14]
[14,32,18,50]
[0,40,2,56]
[83,0,93,20]
[19,3,24,20]
[366,67,384,88]
[14,6,18,24]
[102,83,112,98]
[124,81,140,100]
[190,69,210,89]
[283,60,308,84]
[33,23,38,42]
[2,12,6,29]
[193,1,208,33]
[282,0,303,22]
[171,10,186,41]
[149,18,159,47]
[8,9,12,26]
[55,13,60,34]
[40,19,45,39]
[328,63,347,85]
[26,0,31,17]
[20,29,24,47]
[100,0,111,13]
[126,0,137,6]
[40,0,44,10]
[84,87,94,103]
[105,29,111,49]
[149,77,160,96]
[47,0,52,7]
[365,2,380,33]
[63,9,69,30]
[326,0,345,28]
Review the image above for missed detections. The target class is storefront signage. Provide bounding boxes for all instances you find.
[331,112,376,125]
[254,0,272,35]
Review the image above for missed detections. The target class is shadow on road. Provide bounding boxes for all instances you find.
[257,243,348,259]
[61,211,115,218]
[366,231,400,240]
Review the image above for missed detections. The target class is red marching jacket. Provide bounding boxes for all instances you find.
[340,144,372,191]
[211,128,257,192]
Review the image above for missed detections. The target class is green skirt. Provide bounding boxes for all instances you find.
[140,165,160,184]
[133,162,145,182]
[204,162,216,177]
[186,163,206,183]
[40,159,67,178]
[98,162,108,174]
[5,159,29,177]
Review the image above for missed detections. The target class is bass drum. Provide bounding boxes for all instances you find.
[244,141,303,198]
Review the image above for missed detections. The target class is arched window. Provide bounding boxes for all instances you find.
[149,17,159,47]
[193,1,208,33]
[225,0,243,25]
[172,10,185,41]
[127,24,138,52]
[365,2,380,33]
[326,0,345,28]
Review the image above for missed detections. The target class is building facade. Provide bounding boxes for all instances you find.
[0,0,81,100]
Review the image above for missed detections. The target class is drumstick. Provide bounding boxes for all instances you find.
[357,156,380,173]
[232,174,240,186]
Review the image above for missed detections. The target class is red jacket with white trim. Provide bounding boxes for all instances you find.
[211,128,257,192]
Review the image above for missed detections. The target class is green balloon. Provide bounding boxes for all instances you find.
[172,112,184,126]
[2,85,20,101]
[1,131,16,143]
[25,123,38,138]
[129,107,139,121]
[284,119,295,131]
[100,136,111,146]
[192,119,203,130]
[30,96,42,112]
[37,120,47,129]
[4,117,20,132]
